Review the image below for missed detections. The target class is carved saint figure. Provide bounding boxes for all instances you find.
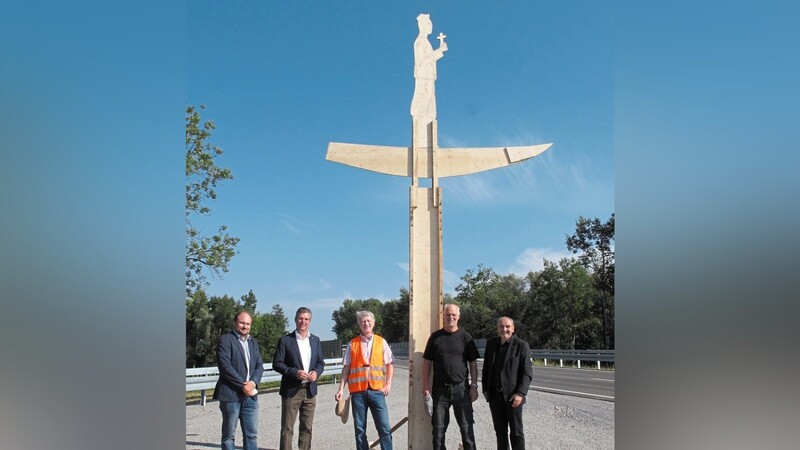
[410,14,447,126]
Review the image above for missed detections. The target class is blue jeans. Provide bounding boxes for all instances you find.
[219,396,258,450]
[351,389,392,450]
[432,384,476,450]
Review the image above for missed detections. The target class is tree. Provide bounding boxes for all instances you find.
[251,304,288,356]
[523,258,600,349]
[186,289,214,367]
[453,265,499,339]
[186,105,240,295]
[208,294,239,340]
[240,289,257,315]
[186,289,283,367]
[185,291,239,367]
[454,265,527,340]
[381,288,410,342]
[566,213,615,348]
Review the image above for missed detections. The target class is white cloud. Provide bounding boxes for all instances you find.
[507,247,574,276]
[438,151,566,206]
[307,295,352,309]
[289,278,333,294]
[441,175,498,203]
[282,219,301,235]
[278,211,315,235]
[435,136,612,215]
[435,125,558,204]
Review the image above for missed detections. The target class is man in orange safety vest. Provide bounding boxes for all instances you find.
[335,310,395,450]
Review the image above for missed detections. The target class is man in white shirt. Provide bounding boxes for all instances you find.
[272,307,325,450]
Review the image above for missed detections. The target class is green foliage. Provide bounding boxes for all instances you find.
[240,289,257,315]
[330,289,416,342]
[454,265,500,339]
[328,257,608,350]
[523,258,601,349]
[566,214,615,295]
[186,290,215,367]
[379,288,410,342]
[251,304,288,356]
[185,289,287,368]
[185,291,240,367]
[186,105,232,215]
[454,265,528,340]
[208,294,239,338]
[566,213,615,348]
[186,105,240,295]
[325,213,615,351]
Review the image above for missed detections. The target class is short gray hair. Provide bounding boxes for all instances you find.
[356,310,375,322]
[295,307,312,320]
[443,303,460,313]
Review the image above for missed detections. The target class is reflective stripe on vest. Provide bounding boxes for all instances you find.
[347,335,386,393]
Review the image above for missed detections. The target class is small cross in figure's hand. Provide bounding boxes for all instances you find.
[437,32,446,46]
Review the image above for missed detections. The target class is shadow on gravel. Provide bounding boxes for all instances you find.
[185,441,278,450]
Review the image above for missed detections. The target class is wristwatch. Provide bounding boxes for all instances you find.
[470,383,478,388]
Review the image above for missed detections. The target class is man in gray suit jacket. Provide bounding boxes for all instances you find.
[273,306,325,450]
[481,317,533,450]
[213,311,264,450]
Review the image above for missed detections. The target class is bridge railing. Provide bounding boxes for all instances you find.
[529,349,614,369]
[186,357,344,406]
[388,341,614,370]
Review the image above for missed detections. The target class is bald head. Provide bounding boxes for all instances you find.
[497,316,515,343]
[443,303,461,331]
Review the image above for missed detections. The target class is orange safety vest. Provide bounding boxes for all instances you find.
[347,334,386,393]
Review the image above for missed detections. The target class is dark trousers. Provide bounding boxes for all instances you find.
[280,385,316,450]
[488,391,525,450]
[431,384,476,450]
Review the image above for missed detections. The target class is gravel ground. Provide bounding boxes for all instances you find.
[186,367,614,449]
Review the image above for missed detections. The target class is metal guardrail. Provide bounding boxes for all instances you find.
[529,349,614,369]
[186,357,344,406]
[386,341,614,369]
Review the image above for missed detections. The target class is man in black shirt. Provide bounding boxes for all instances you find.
[481,317,533,450]
[422,303,480,450]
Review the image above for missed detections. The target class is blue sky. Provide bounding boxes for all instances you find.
[187,1,613,340]
[5,2,800,448]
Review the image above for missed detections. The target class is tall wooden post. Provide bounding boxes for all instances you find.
[325,13,551,448]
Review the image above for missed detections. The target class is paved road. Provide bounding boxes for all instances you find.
[396,359,615,401]
[187,366,614,449]
[529,366,614,401]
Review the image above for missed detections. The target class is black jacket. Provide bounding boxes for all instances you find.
[481,335,533,402]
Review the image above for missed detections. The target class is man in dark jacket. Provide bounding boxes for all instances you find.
[214,311,264,450]
[481,317,533,450]
[272,306,325,450]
